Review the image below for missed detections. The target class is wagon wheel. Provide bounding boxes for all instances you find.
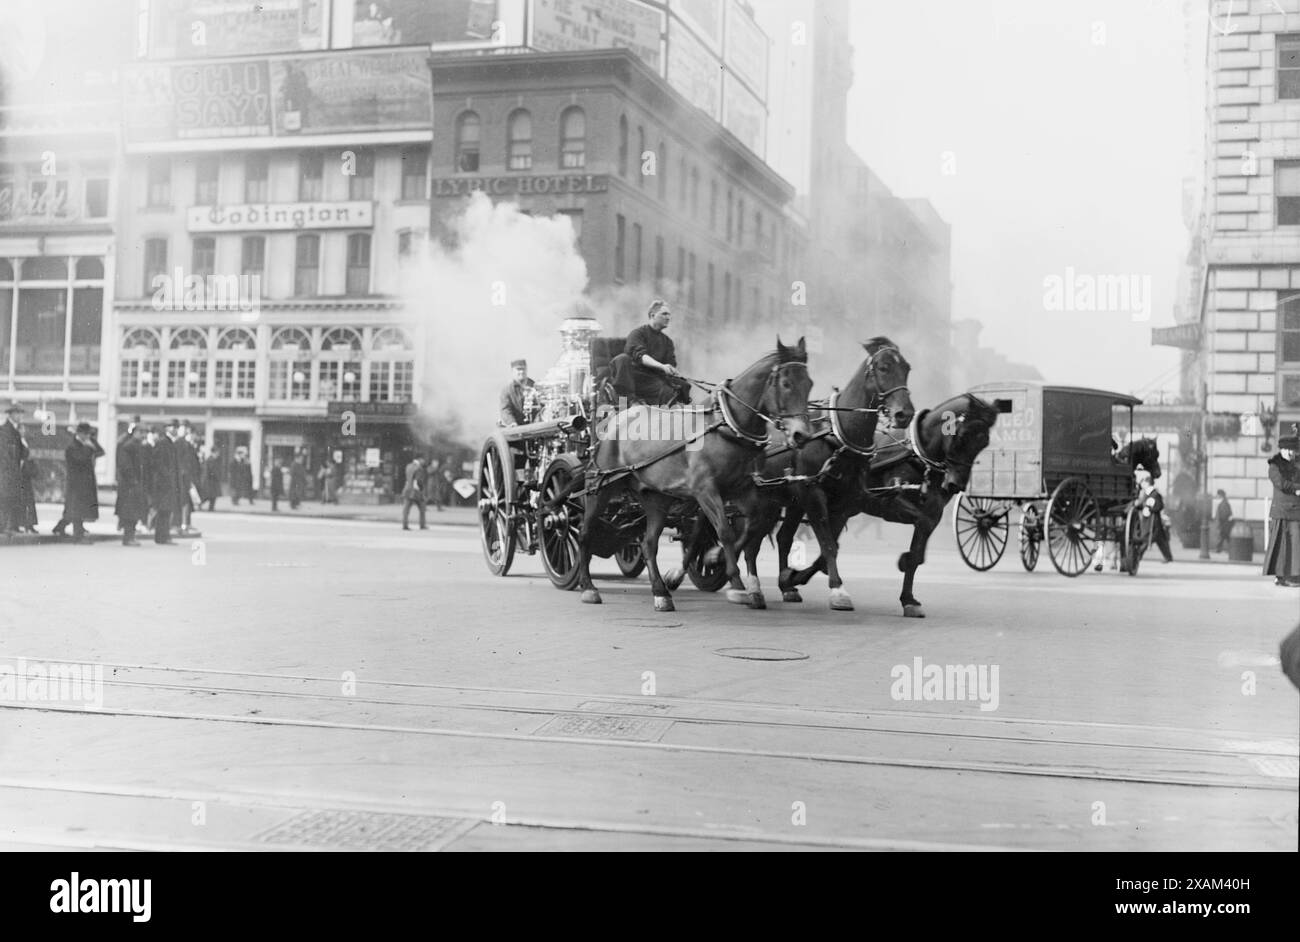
[1019,503,1042,572]
[538,455,585,591]
[477,436,516,576]
[1045,477,1099,577]
[615,541,646,578]
[1123,502,1152,577]
[687,542,731,592]
[952,494,1010,571]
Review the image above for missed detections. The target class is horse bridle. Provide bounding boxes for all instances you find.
[716,361,811,447]
[828,345,911,456]
[863,344,911,421]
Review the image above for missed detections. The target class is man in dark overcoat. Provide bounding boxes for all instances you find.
[229,448,254,504]
[53,422,105,542]
[201,446,222,511]
[401,456,427,530]
[175,420,202,534]
[147,421,182,544]
[0,402,27,535]
[116,423,149,546]
[1264,433,1300,587]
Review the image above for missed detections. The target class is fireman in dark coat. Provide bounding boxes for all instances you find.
[53,422,104,541]
[0,402,28,535]
[610,299,692,406]
[1264,434,1300,587]
[116,423,149,546]
[146,421,182,544]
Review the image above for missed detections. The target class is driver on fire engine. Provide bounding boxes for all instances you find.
[498,358,536,427]
[610,299,692,408]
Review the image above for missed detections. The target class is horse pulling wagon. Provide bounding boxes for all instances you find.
[475,317,731,595]
[952,382,1161,577]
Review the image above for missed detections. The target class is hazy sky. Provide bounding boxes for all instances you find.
[759,0,1207,397]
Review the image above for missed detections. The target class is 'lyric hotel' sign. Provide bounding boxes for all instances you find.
[187,201,374,231]
[431,175,609,197]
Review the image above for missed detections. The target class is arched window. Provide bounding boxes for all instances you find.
[618,115,628,177]
[21,256,67,280]
[636,126,646,187]
[167,327,209,399]
[120,328,161,399]
[269,327,313,401]
[214,327,257,400]
[369,327,414,403]
[507,109,532,171]
[560,106,585,169]
[75,257,104,280]
[320,327,363,401]
[0,260,12,281]
[657,140,667,200]
[456,111,480,172]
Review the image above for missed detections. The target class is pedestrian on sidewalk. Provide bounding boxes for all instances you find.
[52,423,104,543]
[317,458,339,504]
[147,421,181,544]
[289,454,307,510]
[115,423,148,546]
[437,467,455,511]
[18,447,39,534]
[1264,433,1300,587]
[402,456,427,530]
[269,459,285,512]
[201,446,222,511]
[0,403,26,537]
[175,421,201,535]
[1135,468,1173,563]
[1213,489,1234,553]
[230,448,254,505]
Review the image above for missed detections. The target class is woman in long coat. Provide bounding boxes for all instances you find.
[1264,433,1300,587]
[55,423,105,541]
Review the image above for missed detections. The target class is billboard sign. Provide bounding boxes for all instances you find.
[722,73,766,158]
[531,0,665,73]
[150,0,325,58]
[668,18,721,120]
[724,0,768,98]
[670,0,722,50]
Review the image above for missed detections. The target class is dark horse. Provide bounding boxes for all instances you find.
[777,393,1008,617]
[575,338,814,612]
[723,338,915,610]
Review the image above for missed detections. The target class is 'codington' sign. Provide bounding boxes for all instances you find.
[187,201,374,232]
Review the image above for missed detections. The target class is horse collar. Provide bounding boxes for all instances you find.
[828,389,875,457]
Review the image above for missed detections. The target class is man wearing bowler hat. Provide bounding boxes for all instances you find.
[0,402,28,537]
[116,422,149,546]
[52,422,105,542]
[146,418,182,544]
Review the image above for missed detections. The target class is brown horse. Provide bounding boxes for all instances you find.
[723,338,915,610]
[778,393,1007,616]
[575,339,814,612]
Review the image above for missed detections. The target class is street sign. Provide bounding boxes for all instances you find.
[1151,323,1202,349]
[1240,413,1261,436]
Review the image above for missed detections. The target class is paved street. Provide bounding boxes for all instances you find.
[1,510,1295,851]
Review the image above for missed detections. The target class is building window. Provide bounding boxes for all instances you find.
[295,234,320,297]
[215,327,257,399]
[736,278,744,316]
[398,228,428,260]
[632,222,643,282]
[678,155,687,208]
[707,262,715,317]
[71,262,103,376]
[724,272,732,321]
[710,179,718,231]
[242,236,265,278]
[737,198,745,246]
[618,115,629,177]
[726,190,734,241]
[349,149,374,200]
[688,252,697,308]
[658,141,667,200]
[558,209,583,248]
[1282,374,1300,409]
[508,110,532,171]
[346,233,371,295]
[143,238,167,295]
[84,176,110,219]
[120,328,161,399]
[1282,295,1300,363]
[245,154,268,203]
[676,246,685,299]
[401,146,428,199]
[637,126,646,187]
[560,106,586,169]
[654,236,664,286]
[195,157,219,204]
[690,167,700,218]
[456,111,480,172]
[755,210,764,254]
[300,152,324,201]
[1280,35,1300,99]
[191,237,215,278]
[371,327,415,402]
[1278,160,1300,226]
[614,214,626,282]
[146,157,170,208]
[320,327,363,400]
[167,327,209,399]
[269,326,312,401]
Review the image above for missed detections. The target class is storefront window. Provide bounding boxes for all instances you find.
[369,327,414,402]
[120,328,161,398]
[15,288,66,374]
[215,327,257,399]
[167,327,209,398]
[269,327,313,401]
[320,327,363,400]
[70,287,102,375]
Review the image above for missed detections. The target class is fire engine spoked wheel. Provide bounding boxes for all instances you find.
[477,436,517,577]
[539,455,585,591]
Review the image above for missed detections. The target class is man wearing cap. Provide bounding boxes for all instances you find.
[1264,432,1300,587]
[1135,467,1173,564]
[611,299,691,407]
[146,419,182,544]
[53,423,104,542]
[0,403,28,536]
[499,359,536,427]
[116,423,149,546]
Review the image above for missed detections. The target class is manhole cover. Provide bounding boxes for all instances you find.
[534,713,672,741]
[714,647,809,662]
[255,810,467,850]
[607,616,685,628]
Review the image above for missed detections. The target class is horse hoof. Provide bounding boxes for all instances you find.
[748,592,767,610]
[903,604,925,618]
[663,567,685,591]
[725,589,750,605]
[782,590,803,603]
[829,588,854,611]
[581,589,602,605]
[653,596,676,613]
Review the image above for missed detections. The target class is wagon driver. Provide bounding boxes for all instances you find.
[611,299,692,407]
